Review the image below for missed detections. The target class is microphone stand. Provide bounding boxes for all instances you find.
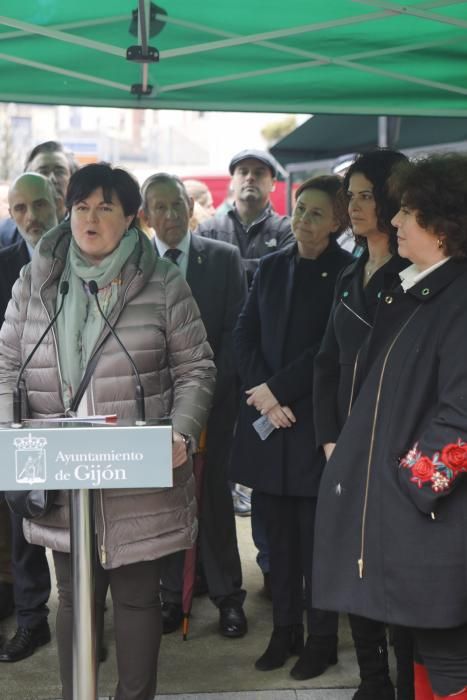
[71,280,147,698]
[11,281,69,428]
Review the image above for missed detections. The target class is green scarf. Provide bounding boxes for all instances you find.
[56,228,139,411]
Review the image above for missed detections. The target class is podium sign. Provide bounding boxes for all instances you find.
[0,417,174,700]
[0,419,173,491]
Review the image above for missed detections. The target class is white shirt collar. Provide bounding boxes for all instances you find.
[154,231,190,257]
[399,257,450,292]
[153,231,191,278]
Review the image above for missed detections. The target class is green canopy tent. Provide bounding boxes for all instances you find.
[270,114,467,166]
[1,1,467,114]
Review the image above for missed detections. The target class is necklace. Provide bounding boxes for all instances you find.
[364,254,392,280]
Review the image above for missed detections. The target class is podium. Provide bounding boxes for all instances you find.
[0,418,173,700]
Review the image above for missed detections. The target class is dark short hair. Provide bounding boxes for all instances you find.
[24,140,79,174]
[295,175,349,236]
[141,172,190,212]
[343,149,408,251]
[389,153,467,259]
[66,163,141,225]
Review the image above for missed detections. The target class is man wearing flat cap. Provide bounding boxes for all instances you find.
[196,149,293,287]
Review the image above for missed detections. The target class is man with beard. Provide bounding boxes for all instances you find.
[196,149,293,286]
[0,173,57,662]
[0,140,77,248]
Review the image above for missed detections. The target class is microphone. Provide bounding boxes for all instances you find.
[88,280,146,425]
[12,280,70,427]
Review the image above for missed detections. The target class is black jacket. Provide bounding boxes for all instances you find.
[154,235,247,466]
[314,259,467,629]
[314,253,408,445]
[196,204,294,286]
[0,218,20,249]
[0,238,30,325]
[230,241,352,497]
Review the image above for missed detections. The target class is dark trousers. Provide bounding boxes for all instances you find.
[0,501,12,584]
[413,623,467,696]
[54,551,162,700]
[251,489,270,574]
[161,420,245,608]
[259,492,338,636]
[10,511,50,628]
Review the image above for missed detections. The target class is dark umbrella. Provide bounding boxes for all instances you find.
[182,428,207,640]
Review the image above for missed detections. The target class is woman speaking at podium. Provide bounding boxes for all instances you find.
[0,162,216,700]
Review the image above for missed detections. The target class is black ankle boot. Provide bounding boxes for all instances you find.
[290,633,338,680]
[352,637,395,700]
[255,624,304,671]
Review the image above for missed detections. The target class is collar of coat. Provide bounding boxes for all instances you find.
[339,251,410,286]
[401,257,467,302]
[280,237,351,262]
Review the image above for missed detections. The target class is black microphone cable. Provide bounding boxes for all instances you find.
[88,280,146,425]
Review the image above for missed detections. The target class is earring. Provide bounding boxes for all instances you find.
[437,238,444,249]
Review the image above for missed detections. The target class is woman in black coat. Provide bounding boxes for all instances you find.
[231,175,352,679]
[313,154,467,700]
[314,150,413,700]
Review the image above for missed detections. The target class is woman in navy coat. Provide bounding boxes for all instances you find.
[314,150,412,700]
[231,175,352,679]
[313,154,467,700]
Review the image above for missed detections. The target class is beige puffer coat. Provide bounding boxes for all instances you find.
[0,223,216,569]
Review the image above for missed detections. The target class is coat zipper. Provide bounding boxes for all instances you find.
[343,297,371,417]
[348,349,361,418]
[358,306,421,579]
[340,299,372,329]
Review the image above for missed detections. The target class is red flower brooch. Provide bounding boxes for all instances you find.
[400,439,467,492]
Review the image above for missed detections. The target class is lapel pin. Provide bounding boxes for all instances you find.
[421,288,430,296]
[197,256,202,264]
[321,271,328,277]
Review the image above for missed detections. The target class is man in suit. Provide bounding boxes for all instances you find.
[0,173,57,662]
[141,172,248,638]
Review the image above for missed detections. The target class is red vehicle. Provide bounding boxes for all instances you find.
[184,175,289,216]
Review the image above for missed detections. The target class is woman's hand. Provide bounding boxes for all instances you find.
[323,443,336,461]
[246,383,278,414]
[172,432,188,469]
[266,404,296,429]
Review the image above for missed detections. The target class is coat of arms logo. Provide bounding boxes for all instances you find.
[14,433,47,485]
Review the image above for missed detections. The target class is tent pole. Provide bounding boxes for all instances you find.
[70,490,97,700]
[378,116,389,147]
[286,172,293,216]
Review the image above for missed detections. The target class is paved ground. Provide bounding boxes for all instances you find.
[0,517,396,699]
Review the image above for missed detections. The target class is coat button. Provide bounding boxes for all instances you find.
[321,271,328,277]
[384,295,393,304]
